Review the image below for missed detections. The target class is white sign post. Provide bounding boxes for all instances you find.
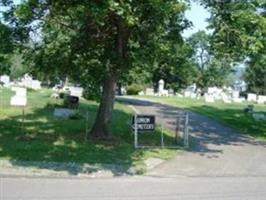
[10,87,27,133]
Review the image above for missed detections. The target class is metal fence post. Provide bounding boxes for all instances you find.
[22,107,25,134]
[175,116,179,144]
[184,112,189,148]
[134,113,138,148]
[85,110,89,140]
[161,124,164,148]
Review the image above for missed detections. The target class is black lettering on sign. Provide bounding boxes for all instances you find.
[132,115,155,132]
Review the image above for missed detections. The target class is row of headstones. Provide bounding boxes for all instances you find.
[182,91,266,104]
[140,87,266,104]
[8,86,84,119]
[0,74,41,90]
[139,88,175,97]
[51,85,83,98]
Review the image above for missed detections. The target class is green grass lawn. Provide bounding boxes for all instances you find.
[0,88,177,174]
[138,96,266,140]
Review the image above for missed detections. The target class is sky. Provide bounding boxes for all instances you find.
[182,1,211,38]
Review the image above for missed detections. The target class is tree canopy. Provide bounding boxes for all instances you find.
[1,0,266,139]
[3,0,189,138]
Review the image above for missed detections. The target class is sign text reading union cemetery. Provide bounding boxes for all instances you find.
[132,115,155,131]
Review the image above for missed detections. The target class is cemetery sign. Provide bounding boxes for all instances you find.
[132,115,155,131]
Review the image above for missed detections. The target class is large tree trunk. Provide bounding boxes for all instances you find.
[89,13,129,139]
[89,71,118,139]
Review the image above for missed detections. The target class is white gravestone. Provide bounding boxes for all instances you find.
[0,75,10,87]
[31,80,41,90]
[168,89,174,96]
[233,97,244,103]
[257,95,266,104]
[184,91,191,98]
[19,74,42,90]
[70,87,83,98]
[161,89,169,96]
[247,93,257,102]
[10,87,27,106]
[158,79,165,96]
[205,94,215,103]
[138,91,144,95]
[145,88,154,96]
[232,91,240,99]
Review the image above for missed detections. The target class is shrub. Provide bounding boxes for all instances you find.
[126,84,143,95]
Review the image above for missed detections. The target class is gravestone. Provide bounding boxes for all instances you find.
[168,89,174,96]
[158,79,165,96]
[222,96,232,104]
[145,88,154,96]
[247,93,257,102]
[10,87,27,106]
[205,94,215,103]
[64,95,79,109]
[184,91,191,98]
[257,95,266,104]
[31,80,41,90]
[244,105,254,113]
[19,74,42,90]
[232,90,240,99]
[54,108,75,119]
[161,89,169,96]
[138,91,144,95]
[0,75,10,87]
[252,112,266,121]
[233,97,244,103]
[70,87,83,98]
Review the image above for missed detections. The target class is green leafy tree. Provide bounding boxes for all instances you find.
[8,53,28,79]
[188,31,210,72]
[6,0,189,138]
[0,22,13,74]
[245,56,266,95]
[151,42,197,91]
[200,0,266,61]
[188,30,231,90]
[200,1,266,94]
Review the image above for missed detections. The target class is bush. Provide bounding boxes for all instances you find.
[127,84,143,95]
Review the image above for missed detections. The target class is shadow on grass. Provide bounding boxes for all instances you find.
[118,97,266,158]
[0,101,147,176]
[0,98,179,176]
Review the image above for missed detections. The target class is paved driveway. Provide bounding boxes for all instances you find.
[118,97,266,177]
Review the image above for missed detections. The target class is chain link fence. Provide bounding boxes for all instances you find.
[132,113,189,149]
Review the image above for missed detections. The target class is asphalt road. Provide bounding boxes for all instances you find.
[1,176,266,200]
[118,97,266,177]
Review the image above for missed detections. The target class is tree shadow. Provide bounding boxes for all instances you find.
[0,101,147,176]
[118,97,266,159]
